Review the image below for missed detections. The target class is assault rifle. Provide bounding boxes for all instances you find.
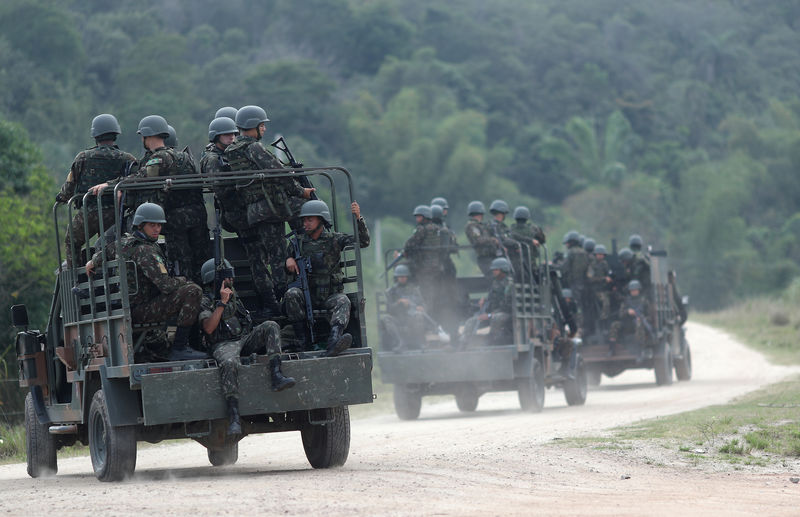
[407,307,451,343]
[286,230,315,344]
[629,302,655,340]
[271,137,318,200]
[213,209,234,302]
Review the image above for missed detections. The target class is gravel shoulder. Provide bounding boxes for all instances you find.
[0,322,798,516]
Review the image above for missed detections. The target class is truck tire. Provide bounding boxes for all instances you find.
[301,406,350,468]
[674,338,692,381]
[89,390,137,481]
[586,367,602,387]
[208,442,239,466]
[517,358,545,413]
[563,356,588,406]
[393,385,421,420]
[25,392,57,478]
[654,340,674,386]
[455,387,480,412]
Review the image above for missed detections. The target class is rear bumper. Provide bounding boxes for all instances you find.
[378,346,518,385]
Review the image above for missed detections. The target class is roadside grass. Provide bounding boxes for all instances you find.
[0,423,91,465]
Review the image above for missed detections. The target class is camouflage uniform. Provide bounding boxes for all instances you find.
[284,217,370,335]
[380,282,427,350]
[90,231,202,327]
[609,293,653,345]
[201,142,244,232]
[135,146,210,284]
[223,135,307,299]
[57,144,137,265]
[586,255,612,322]
[510,220,545,268]
[464,217,497,276]
[563,245,588,296]
[403,221,445,322]
[198,288,282,399]
[631,252,652,296]
[463,274,513,345]
[488,219,522,276]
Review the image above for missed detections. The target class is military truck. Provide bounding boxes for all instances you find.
[376,245,587,420]
[13,167,373,481]
[579,249,691,386]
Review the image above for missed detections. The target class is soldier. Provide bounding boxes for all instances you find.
[668,270,688,325]
[462,257,513,346]
[628,234,652,296]
[510,205,546,277]
[133,115,210,284]
[586,244,613,329]
[430,203,460,336]
[85,203,206,361]
[200,117,240,229]
[430,196,449,227]
[215,106,238,120]
[583,238,595,255]
[198,258,295,436]
[56,114,137,266]
[284,200,370,356]
[379,264,428,350]
[403,205,444,307]
[562,231,589,305]
[165,125,177,148]
[561,288,581,331]
[223,105,315,316]
[487,200,522,277]
[464,201,498,277]
[608,279,654,356]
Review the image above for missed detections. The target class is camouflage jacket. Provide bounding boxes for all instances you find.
[201,143,245,231]
[57,144,137,208]
[385,283,426,318]
[464,218,496,258]
[510,221,546,246]
[488,219,519,250]
[198,288,254,346]
[631,254,652,293]
[563,245,589,289]
[619,293,652,323]
[486,274,512,314]
[90,231,192,307]
[223,135,304,227]
[286,217,370,306]
[586,256,610,290]
[404,222,443,275]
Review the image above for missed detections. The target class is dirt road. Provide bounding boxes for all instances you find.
[1,322,798,516]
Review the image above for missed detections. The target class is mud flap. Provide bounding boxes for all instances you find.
[100,365,141,426]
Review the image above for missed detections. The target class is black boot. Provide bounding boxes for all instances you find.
[226,397,242,436]
[322,325,352,357]
[269,356,296,391]
[169,326,209,361]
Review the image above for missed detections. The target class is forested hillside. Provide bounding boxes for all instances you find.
[1,0,800,349]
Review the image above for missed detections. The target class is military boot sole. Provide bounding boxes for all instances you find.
[323,333,352,357]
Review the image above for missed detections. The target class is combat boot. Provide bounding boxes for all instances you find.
[226,397,242,436]
[269,356,296,391]
[169,326,210,361]
[322,325,352,357]
[255,291,282,320]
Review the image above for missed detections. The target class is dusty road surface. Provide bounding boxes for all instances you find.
[2,322,799,516]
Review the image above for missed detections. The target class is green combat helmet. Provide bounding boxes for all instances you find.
[513,206,530,221]
[618,248,634,262]
[561,288,573,300]
[137,115,170,137]
[594,244,608,255]
[562,230,580,245]
[235,105,269,129]
[490,257,511,273]
[132,202,167,226]
[489,199,510,214]
[393,264,411,278]
[208,117,238,142]
[299,199,332,225]
[90,114,121,138]
[467,201,485,216]
[627,279,642,292]
[431,204,444,223]
[165,125,177,148]
[413,205,432,220]
[201,258,235,285]
[215,106,238,120]
[629,234,643,252]
[431,197,449,209]
[583,238,596,253]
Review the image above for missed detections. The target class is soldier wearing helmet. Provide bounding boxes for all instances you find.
[56,114,137,266]
[403,205,446,312]
[430,196,449,228]
[608,278,654,355]
[464,201,499,277]
[461,257,513,346]
[85,203,206,361]
[586,243,612,330]
[562,230,589,310]
[200,117,240,227]
[379,264,429,351]
[283,200,369,357]
[222,105,315,317]
[509,205,546,274]
[487,199,522,277]
[197,257,295,436]
[628,233,652,296]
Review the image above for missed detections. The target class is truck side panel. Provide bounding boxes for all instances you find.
[379,346,518,385]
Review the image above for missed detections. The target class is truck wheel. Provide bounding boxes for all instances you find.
[674,338,692,381]
[208,442,239,466]
[25,392,57,478]
[393,385,421,420]
[654,340,674,386]
[455,388,480,412]
[563,356,588,406]
[517,358,545,413]
[586,367,602,387]
[301,406,350,468]
[89,390,137,482]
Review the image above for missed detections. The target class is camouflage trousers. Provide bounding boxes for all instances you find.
[379,313,426,350]
[462,312,511,346]
[212,320,282,400]
[64,207,116,266]
[284,288,350,328]
[165,223,211,285]
[238,222,286,300]
[131,282,202,328]
[594,291,611,321]
[608,316,649,344]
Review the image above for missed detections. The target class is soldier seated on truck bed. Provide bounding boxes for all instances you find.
[379,264,428,351]
[198,258,295,436]
[460,257,513,347]
[608,280,655,357]
[86,202,208,361]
